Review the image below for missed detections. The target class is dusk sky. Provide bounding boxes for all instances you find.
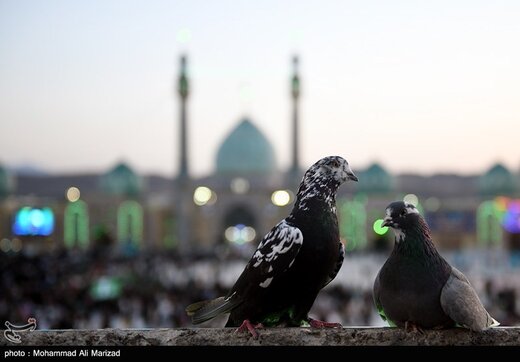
[1,0,519,177]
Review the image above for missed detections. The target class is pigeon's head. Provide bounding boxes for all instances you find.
[295,156,357,212]
[303,156,358,186]
[382,201,424,241]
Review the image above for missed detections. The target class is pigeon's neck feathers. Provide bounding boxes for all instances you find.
[406,217,433,241]
[395,218,443,262]
[292,172,340,215]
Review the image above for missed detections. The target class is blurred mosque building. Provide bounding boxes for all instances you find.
[1,56,520,255]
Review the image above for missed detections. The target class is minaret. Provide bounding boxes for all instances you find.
[177,55,189,180]
[175,55,191,253]
[289,56,301,179]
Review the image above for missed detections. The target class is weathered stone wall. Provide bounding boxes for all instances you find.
[1,327,519,346]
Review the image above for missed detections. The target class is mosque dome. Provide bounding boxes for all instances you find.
[216,119,277,175]
[479,163,516,196]
[356,163,393,194]
[100,162,143,197]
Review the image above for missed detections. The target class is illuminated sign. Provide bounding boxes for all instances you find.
[12,207,54,236]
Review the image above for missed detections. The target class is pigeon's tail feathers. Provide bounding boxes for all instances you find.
[185,299,215,316]
[186,294,241,325]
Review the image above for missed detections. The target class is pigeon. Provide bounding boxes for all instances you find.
[186,156,358,337]
[373,201,499,331]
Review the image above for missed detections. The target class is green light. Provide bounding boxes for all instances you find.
[373,219,389,235]
[64,200,89,248]
[477,200,504,245]
[90,277,122,301]
[117,200,143,246]
[339,198,367,251]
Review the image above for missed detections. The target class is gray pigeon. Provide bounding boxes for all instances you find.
[373,201,499,331]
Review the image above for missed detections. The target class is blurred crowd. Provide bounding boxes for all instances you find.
[1,248,520,329]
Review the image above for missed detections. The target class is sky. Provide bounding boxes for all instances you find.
[1,0,519,178]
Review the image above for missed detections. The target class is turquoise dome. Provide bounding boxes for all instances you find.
[479,163,516,196]
[216,119,277,175]
[100,162,143,197]
[357,163,393,194]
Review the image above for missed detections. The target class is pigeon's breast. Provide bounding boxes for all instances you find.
[294,212,340,286]
[379,259,453,328]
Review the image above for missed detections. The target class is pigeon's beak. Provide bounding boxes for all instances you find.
[347,172,358,182]
[381,217,392,228]
[343,165,358,182]
[339,164,358,183]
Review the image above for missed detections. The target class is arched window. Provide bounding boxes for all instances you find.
[477,201,503,245]
[117,200,143,246]
[64,200,89,248]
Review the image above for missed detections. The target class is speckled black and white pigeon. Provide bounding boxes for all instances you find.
[186,156,358,337]
[373,201,499,331]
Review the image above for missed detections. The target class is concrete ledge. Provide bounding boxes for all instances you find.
[2,327,519,346]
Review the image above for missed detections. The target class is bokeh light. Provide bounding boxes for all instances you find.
[502,201,520,233]
[271,190,292,206]
[13,207,54,236]
[424,197,441,212]
[11,238,22,253]
[224,224,256,244]
[29,209,44,228]
[230,178,250,194]
[0,238,10,253]
[403,193,419,206]
[66,187,81,202]
[373,219,389,235]
[193,186,216,206]
[494,196,509,212]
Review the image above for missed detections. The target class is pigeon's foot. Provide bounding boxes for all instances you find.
[404,321,425,334]
[308,318,342,329]
[234,320,264,339]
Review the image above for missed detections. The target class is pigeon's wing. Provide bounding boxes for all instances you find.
[440,267,499,331]
[372,270,396,326]
[187,220,303,324]
[232,220,304,293]
[322,241,344,288]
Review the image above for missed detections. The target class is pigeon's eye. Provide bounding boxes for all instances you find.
[329,160,340,168]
